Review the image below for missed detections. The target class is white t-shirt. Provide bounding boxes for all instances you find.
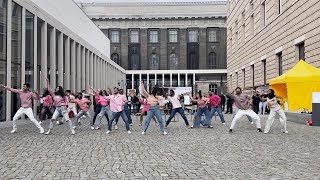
[267,97,281,111]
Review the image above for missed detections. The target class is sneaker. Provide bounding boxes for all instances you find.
[208,126,213,128]
[73,126,77,129]
[257,128,262,132]
[264,131,268,134]
[39,128,44,134]
[90,126,95,130]
[141,131,145,135]
[190,125,194,129]
[78,121,82,125]
[229,129,233,133]
[45,129,51,135]
[130,124,133,126]
[222,123,226,125]
[162,131,168,135]
[95,127,100,130]
[10,128,17,134]
[56,121,60,125]
[114,125,118,130]
[106,130,110,134]
[281,129,288,134]
[250,121,254,125]
[39,121,42,125]
[128,130,132,134]
[71,129,75,135]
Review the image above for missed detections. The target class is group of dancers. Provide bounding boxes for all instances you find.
[0,80,288,135]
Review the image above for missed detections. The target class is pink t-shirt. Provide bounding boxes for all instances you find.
[5,87,39,108]
[48,87,67,107]
[167,95,182,109]
[141,98,150,111]
[43,95,53,107]
[106,94,127,112]
[95,96,101,105]
[75,98,91,111]
[209,94,221,108]
[99,96,109,106]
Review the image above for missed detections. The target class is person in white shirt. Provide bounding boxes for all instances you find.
[264,89,288,134]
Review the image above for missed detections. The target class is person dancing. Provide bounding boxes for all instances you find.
[45,78,75,135]
[0,84,44,134]
[139,95,158,126]
[90,88,111,130]
[69,92,92,129]
[189,91,211,128]
[39,89,53,124]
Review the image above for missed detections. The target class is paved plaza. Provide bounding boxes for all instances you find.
[0,114,320,179]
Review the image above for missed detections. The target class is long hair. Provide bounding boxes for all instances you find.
[42,90,50,97]
[151,87,157,97]
[103,90,108,96]
[268,89,276,99]
[198,90,202,99]
[55,86,65,97]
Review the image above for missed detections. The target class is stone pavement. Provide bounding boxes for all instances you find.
[0,114,320,179]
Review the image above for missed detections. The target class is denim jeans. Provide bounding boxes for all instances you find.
[92,104,101,125]
[207,106,225,125]
[49,106,74,129]
[165,107,189,126]
[95,106,111,126]
[75,110,92,126]
[115,104,132,125]
[144,105,165,133]
[108,110,130,131]
[193,107,211,128]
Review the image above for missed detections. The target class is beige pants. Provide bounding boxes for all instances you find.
[264,108,287,133]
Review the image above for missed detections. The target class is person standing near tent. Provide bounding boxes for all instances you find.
[227,86,262,133]
[259,90,268,115]
[252,90,261,114]
[264,89,288,134]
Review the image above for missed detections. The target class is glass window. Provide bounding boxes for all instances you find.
[188,30,198,42]
[277,52,282,75]
[168,29,178,43]
[111,30,119,43]
[208,29,217,42]
[168,53,178,70]
[11,2,22,117]
[130,30,139,43]
[298,42,305,61]
[131,54,139,70]
[0,0,7,121]
[262,60,266,85]
[149,30,158,43]
[149,53,159,70]
[209,84,218,94]
[208,52,217,69]
[25,11,34,89]
[188,52,198,69]
[111,53,120,65]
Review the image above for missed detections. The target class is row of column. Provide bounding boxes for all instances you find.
[130,73,196,90]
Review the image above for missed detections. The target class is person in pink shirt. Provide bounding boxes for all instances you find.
[139,96,158,126]
[0,83,44,134]
[165,90,190,128]
[40,89,53,124]
[207,91,226,125]
[69,92,92,129]
[105,87,131,134]
[45,78,75,135]
[90,88,111,130]
[60,90,78,125]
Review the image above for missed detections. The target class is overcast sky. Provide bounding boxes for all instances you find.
[75,0,226,3]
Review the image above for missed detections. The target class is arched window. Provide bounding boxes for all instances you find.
[209,84,218,94]
[168,53,178,70]
[208,52,217,69]
[111,53,120,65]
[149,53,159,70]
[131,54,140,70]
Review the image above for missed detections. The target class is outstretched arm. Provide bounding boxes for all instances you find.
[46,78,54,96]
[0,84,21,93]
[32,90,40,100]
[89,87,99,96]
[139,81,149,98]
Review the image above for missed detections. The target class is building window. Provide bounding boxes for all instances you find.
[110,30,120,43]
[262,60,266,85]
[0,0,7,121]
[277,0,282,14]
[208,52,217,69]
[168,29,178,43]
[243,69,245,88]
[188,52,198,69]
[130,46,140,70]
[188,29,198,42]
[236,72,238,86]
[149,30,158,43]
[111,53,120,65]
[209,84,218,94]
[262,1,266,26]
[251,64,255,87]
[208,28,217,42]
[298,42,305,61]
[130,30,139,43]
[149,53,159,70]
[277,52,282,75]
[168,53,178,70]
[25,10,34,89]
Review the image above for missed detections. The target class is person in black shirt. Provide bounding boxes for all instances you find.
[220,93,226,111]
[225,95,233,114]
[252,90,261,114]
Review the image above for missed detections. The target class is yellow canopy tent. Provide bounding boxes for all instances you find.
[269,60,320,112]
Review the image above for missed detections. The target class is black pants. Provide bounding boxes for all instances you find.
[253,103,259,114]
[92,104,102,125]
[226,103,233,114]
[220,102,225,111]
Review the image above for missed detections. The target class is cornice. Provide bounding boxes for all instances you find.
[78,1,227,7]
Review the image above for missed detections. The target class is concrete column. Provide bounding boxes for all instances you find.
[178,73,180,87]
[58,32,63,86]
[162,73,164,86]
[131,74,134,89]
[170,73,172,87]
[139,73,142,84]
[76,44,81,92]
[85,50,89,91]
[147,73,149,91]
[90,52,93,88]
[155,73,157,86]
[33,16,38,113]
[81,47,85,90]
[185,73,188,87]
[40,22,47,91]
[70,40,76,91]
[93,55,97,89]
[6,0,12,121]
[64,37,70,89]
[21,8,26,86]
[193,73,196,85]
[50,27,56,88]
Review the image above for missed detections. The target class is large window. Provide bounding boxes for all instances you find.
[130,30,139,43]
[298,42,305,61]
[168,53,178,70]
[25,11,34,89]
[0,0,7,121]
[111,53,120,65]
[149,53,159,70]
[209,84,218,94]
[277,52,282,75]
[149,30,158,43]
[262,60,266,85]
[131,54,139,70]
[208,28,217,42]
[262,1,266,26]
[188,52,198,69]
[208,52,217,69]
[168,29,178,43]
[110,30,120,43]
[188,29,198,42]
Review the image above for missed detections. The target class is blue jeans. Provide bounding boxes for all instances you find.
[115,104,132,125]
[193,107,211,128]
[207,107,225,125]
[108,110,130,131]
[166,107,189,126]
[144,105,165,133]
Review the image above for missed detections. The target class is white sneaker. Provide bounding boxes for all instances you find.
[10,128,17,134]
[162,131,168,135]
[45,129,51,135]
[39,121,42,125]
[40,128,44,134]
[56,121,60,125]
[281,129,288,134]
[95,127,100,130]
[128,130,132,134]
[71,129,75,135]
[222,123,226,125]
[90,126,95,130]
[141,131,145,135]
[106,130,110,134]
[130,124,133,126]
[250,122,254,125]
[114,125,118,130]
[73,126,77,129]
